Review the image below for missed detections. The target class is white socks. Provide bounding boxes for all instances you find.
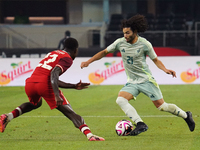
[116,97,187,123]
[7,113,14,121]
[116,97,143,123]
[158,102,187,119]
[86,133,93,139]
[7,107,22,121]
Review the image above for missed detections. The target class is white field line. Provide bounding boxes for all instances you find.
[19,115,190,118]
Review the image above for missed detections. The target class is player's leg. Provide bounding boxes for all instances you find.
[43,88,104,141]
[116,94,148,136]
[117,91,143,124]
[154,99,195,131]
[0,99,42,133]
[116,84,148,136]
[143,81,195,132]
[0,82,43,133]
[9,99,42,119]
[57,104,105,141]
[153,98,187,117]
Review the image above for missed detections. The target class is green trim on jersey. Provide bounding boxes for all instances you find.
[142,68,159,88]
[107,36,157,84]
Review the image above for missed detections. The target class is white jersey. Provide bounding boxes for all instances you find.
[107,36,157,84]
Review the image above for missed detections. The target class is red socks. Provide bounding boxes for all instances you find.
[79,124,91,136]
[11,107,22,118]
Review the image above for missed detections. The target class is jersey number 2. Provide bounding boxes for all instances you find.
[37,53,58,70]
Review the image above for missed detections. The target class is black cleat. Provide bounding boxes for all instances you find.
[184,111,195,132]
[129,122,148,136]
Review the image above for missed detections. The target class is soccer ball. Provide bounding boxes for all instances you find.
[115,120,133,136]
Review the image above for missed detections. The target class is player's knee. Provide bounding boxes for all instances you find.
[116,97,128,106]
[34,99,42,109]
[157,102,168,111]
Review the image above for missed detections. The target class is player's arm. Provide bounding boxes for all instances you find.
[58,80,90,90]
[50,66,63,106]
[81,49,109,68]
[152,57,176,77]
[51,66,90,90]
[51,66,90,106]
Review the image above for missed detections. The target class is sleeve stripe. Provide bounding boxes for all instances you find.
[56,64,64,72]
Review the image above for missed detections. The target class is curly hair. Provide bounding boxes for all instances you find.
[64,37,79,52]
[121,14,148,33]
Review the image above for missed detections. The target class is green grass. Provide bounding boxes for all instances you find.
[0,85,199,150]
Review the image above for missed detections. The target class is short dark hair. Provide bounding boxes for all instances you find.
[64,37,78,51]
[121,14,148,33]
[65,31,71,37]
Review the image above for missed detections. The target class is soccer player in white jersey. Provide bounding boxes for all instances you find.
[81,14,195,136]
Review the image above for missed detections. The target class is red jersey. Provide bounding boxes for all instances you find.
[27,50,73,83]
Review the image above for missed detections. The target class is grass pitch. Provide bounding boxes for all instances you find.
[0,85,199,150]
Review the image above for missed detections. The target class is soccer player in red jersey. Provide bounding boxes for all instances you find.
[0,37,104,141]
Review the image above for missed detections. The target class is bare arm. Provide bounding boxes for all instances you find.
[50,66,90,106]
[58,80,90,90]
[81,49,109,68]
[152,57,176,77]
[50,66,63,106]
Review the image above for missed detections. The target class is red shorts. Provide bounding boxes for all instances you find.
[25,81,70,109]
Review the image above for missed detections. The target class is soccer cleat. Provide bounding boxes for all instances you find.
[0,114,9,133]
[88,135,105,141]
[129,122,148,136]
[184,111,195,132]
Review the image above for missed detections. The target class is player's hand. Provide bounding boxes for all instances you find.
[55,95,64,106]
[81,62,89,69]
[166,69,176,78]
[75,80,90,90]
